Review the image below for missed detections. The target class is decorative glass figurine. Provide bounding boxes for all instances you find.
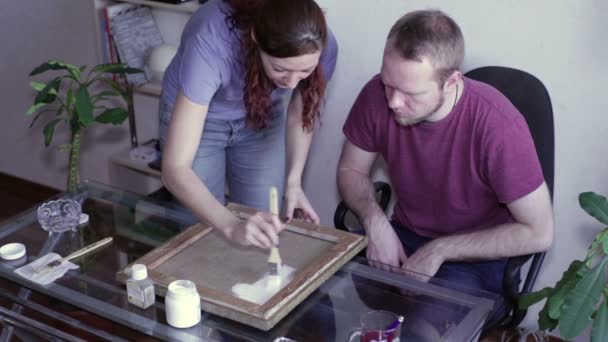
[37,199,82,235]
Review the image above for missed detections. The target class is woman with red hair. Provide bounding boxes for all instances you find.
[160,0,338,248]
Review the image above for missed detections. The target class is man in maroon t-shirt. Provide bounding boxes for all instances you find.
[338,10,554,299]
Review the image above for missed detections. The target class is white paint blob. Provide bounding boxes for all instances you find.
[231,265,295,305]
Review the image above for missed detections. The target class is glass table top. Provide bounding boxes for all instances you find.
[0,181,496,341]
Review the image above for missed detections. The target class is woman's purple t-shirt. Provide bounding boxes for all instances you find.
[161,0,338,121]
[343,75,544,238]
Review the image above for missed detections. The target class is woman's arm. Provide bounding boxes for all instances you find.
[283,90,319,223]
[162,93,282,248]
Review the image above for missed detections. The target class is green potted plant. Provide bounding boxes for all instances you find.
[26,60,142,192]
[520,192,608,341]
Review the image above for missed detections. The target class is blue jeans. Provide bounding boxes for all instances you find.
[392,221,507,296]
[391,221,508,328]
[159,100,286,211]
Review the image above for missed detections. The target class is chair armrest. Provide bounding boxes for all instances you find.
[502,251,546,327]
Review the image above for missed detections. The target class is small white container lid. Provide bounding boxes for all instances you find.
[0,243,26,261]
[131,264,148,280]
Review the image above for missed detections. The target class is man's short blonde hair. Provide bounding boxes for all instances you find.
[388,10,465,84]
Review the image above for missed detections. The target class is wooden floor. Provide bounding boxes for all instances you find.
[0,173,565,342]
[0,173,59,222]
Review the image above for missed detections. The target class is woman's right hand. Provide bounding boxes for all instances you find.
[223,212,284,249]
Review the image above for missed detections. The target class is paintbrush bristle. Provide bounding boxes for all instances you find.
[268,246,282,264]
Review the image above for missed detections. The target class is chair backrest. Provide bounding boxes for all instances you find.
[464,66,554,328]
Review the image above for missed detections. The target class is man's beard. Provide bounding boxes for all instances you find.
[394,93,446,127]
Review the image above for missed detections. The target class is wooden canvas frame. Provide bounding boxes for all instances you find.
[116,203,367,330]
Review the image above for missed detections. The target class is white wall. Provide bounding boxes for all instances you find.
[1,0,607,335]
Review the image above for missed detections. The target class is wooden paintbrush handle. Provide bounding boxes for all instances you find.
[268,187,282,264]
[269,186,279,216]
[64,237,113,261]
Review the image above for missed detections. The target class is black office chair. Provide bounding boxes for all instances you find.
[334,66,554,330]
[466,66,554,330]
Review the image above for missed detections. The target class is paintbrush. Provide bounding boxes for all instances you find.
[36,237,113,274]
[268,186,282,278]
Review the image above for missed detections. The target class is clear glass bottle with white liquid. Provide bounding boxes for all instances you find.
[127,264,155,309]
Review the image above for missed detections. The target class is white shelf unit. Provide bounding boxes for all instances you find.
[135,80,163,97]
[115,0,201,13]
[105,0,193,191]
[110,147,161,177]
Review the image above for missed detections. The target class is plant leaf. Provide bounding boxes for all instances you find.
[29,60,69,76]
[580,192,608,225]
[26,103,47,116]
[92,63,143,75]
[30,81,57,93]
[548,278,579,319]
[543,260,587,319]
[539,301,559,331]
[591,297,608,342]
[75,87,93,126]
[34,78,61,105]
[520,287,552,309]
[558,257,608,339]
[95,108,128,124]
[30,60,81,79]
[29,108,58,128]
[597,228,608,254]
[100,78,130,102]
[43,118,62,146]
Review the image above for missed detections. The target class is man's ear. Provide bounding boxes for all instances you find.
[443,70,462,91]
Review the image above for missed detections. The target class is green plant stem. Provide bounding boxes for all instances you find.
[67,131,81,193]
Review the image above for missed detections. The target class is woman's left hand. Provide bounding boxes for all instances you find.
[283,184,320,224]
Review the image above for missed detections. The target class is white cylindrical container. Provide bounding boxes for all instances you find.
[165,280,201,328]
[148,44,177,82]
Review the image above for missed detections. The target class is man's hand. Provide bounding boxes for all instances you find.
[223,212,284,249]
[365,217,408,271]
[283,184,320,224]
[400,241,445,280]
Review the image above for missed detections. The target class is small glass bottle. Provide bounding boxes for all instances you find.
[127,264,155,309]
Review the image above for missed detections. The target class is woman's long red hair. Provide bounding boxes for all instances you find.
[225,0,327,131]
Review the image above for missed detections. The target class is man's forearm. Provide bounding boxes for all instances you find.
[430,221,553,262]
[337,168,386,229]
[410,182,554,265]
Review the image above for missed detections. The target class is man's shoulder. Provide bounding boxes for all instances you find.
[464,77,523,123]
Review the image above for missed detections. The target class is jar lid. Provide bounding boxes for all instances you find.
[0,243,26,261]
[168,280,198,296]
[131,264,148,280]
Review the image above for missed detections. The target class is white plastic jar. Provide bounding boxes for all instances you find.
[165,280,201,328]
